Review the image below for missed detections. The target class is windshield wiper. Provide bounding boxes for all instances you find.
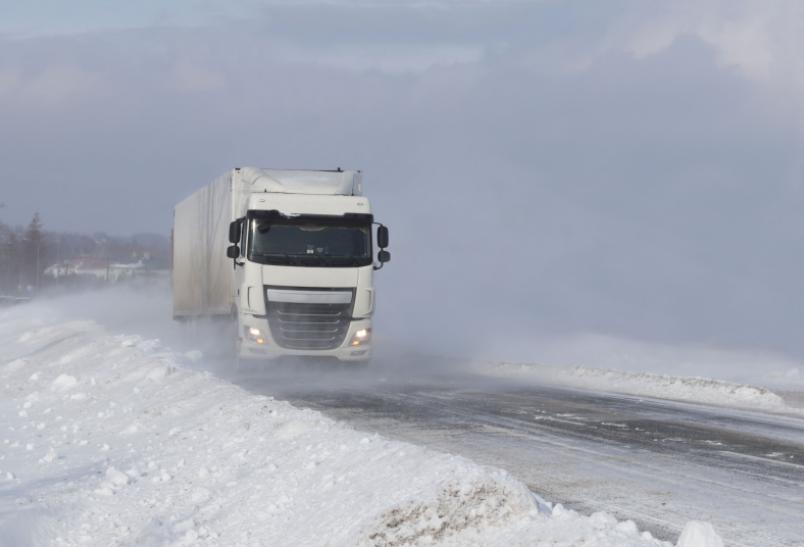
[251,252,365,266]
[252,252,301,265]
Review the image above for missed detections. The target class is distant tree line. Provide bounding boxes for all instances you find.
[0,212,169,295]
[0,213,45,294]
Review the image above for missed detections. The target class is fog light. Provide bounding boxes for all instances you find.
[350,328,371,346]
[244,326,267,345]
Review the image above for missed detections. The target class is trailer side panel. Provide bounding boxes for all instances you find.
[172,172,234,318]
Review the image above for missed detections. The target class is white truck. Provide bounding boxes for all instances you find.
[172,167,390,362]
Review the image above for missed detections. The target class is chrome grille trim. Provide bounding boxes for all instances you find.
[265,287,354,350]
[266,289,352,305]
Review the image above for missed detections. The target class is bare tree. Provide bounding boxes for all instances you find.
[23,213,46,290]
[0,220,20,292]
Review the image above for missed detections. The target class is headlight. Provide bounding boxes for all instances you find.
[350,328,371,346]
[244,326,266,345]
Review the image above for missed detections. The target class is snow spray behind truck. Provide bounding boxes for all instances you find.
[172,167,390,362]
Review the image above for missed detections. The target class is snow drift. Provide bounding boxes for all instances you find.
[483,360,801,414]
[0,301,683,546]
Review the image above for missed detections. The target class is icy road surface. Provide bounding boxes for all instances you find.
[232,361,804,547]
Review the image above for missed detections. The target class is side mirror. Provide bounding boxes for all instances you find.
[226,245,240,259]
[229,220,242,244]
[378,250,391,264]
[377,225,389,249]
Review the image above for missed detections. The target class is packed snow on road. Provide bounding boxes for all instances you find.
[0,295,729,546]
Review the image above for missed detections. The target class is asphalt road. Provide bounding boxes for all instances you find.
[230,359,804,547]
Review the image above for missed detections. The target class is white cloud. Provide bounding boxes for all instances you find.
[697,15,775,80]
[607,0,804,145]
[619,1,803,86]
[278,43,484,74]
[170,62,225,92]
[4,65,101,107]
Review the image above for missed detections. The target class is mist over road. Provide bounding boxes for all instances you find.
[229,357,804,547]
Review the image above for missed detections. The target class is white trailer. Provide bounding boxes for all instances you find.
[172,167,390,361]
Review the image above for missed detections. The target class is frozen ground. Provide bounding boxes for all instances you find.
[7,287,794,545]
[270,377,803,547]
[0,297,714,547]
[482,333,804,399]
[481,333,804,388]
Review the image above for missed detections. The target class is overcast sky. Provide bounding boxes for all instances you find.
[1,1,803,360]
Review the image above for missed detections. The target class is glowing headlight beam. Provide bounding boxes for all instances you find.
[350,328,371,346]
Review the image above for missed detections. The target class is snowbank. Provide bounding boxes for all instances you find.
[483,333,804,391]
[0,306,675,546]
[676,521,724,547]
[482,360,801,414]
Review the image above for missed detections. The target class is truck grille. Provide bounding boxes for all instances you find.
[267,301,352,350]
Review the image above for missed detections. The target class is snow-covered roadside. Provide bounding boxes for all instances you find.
[0,304,708,547]
[482,333,804,391]
[478,360,804,415]
[474,332,804,413]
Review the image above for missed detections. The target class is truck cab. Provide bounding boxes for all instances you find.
[173,167,389,362]
[223,171,389,362]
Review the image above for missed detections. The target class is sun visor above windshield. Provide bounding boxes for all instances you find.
[237,167,363,196]
[247,193,372,217]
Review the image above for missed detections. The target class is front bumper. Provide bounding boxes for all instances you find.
[238,317,372,362]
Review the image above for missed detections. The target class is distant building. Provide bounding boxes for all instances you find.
[44,257,148,282]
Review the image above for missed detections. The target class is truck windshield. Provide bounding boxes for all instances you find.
[248,215,372,267]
